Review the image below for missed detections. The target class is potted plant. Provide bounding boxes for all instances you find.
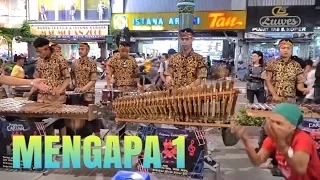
[235,105,264,136]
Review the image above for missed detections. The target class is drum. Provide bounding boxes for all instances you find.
[12,86,37,101]
[102,89,122,104]
[65,91,90,137]
[66,91,85,105]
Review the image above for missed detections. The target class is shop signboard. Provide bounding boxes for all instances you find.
[244,32,314,39]
[246,6,315,33]
[29,25,109,38]
[112,11,246,31]
[38,0,110,21]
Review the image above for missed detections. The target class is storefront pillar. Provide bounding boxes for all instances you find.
[61,44,71,59]
[177,0,195,52]
[27,42,37,61]
[55,1,59,21]
[99,43,107,59]
[80,0,85,20]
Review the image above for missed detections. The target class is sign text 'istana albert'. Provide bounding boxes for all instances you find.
[112,11,247,31]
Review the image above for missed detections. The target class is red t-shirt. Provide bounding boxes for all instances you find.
[262,130,320,180]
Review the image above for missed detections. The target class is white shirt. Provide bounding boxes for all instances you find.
[158,61,168,73]
[305,69,316,99]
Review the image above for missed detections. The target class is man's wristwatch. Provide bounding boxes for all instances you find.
[30,80,34,86]
[287,146,294,158]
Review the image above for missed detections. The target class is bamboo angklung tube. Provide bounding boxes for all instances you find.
[112,81,239,124]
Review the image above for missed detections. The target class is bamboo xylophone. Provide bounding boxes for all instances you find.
[246,103,320,119]
[0,98,102,120]
[113,81,239,127]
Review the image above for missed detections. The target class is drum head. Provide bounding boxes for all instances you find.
[66,91,82,95]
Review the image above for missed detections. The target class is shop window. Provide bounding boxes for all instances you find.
[249,43,299,61]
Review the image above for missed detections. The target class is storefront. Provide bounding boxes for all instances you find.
[311,7,320,59]
[28,23,109,60]
[26,0,111,60]
[111,11,246,59]
[244,5,315,60]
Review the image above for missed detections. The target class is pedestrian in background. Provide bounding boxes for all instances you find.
[303,59,316,104]
[246,51,265,103]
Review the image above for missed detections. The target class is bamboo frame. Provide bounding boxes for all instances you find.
[247,109,320,119]
[115,118,233,128]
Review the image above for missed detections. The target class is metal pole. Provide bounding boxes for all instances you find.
[109,0,113,36]
[177,0,195,52]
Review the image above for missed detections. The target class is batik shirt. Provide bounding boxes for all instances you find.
[34,52,70,103]
[108,55,139,91]
[71,57,97,102]
[262,58,305,103]
[164,51,207,88]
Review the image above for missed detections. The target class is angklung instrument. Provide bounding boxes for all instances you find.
[0,98,102,121]
[246,103,320,118]
[113,81,239,127]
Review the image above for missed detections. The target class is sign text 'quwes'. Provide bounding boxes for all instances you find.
[252,6,305,32]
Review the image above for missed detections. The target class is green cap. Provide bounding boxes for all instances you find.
[272,103,302,126]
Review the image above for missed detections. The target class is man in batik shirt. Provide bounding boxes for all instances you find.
[70,42,100,137]
[262,39,308,104]
[26,37,71,136]
[107,41,139,138]
[107,41,139,91]
[164,28,218,171]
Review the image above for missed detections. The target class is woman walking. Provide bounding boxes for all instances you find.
[246,51,265,103]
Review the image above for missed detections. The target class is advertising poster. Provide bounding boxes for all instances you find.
[38,0,55,21]
[300,118,320,157]
[0,120,45,169]
[85,0,110,20]
[58,0,81,21]
[136,124,205,179]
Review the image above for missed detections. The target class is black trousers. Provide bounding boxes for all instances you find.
[314,88,320,104]
[247,90,265,103]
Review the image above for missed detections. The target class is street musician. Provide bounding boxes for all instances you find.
[68,42,100,137]
[106,41,140,138]
[164,28,217,171]
[25,37,71,138]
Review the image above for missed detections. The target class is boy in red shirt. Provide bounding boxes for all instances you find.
[234,103,320,180]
